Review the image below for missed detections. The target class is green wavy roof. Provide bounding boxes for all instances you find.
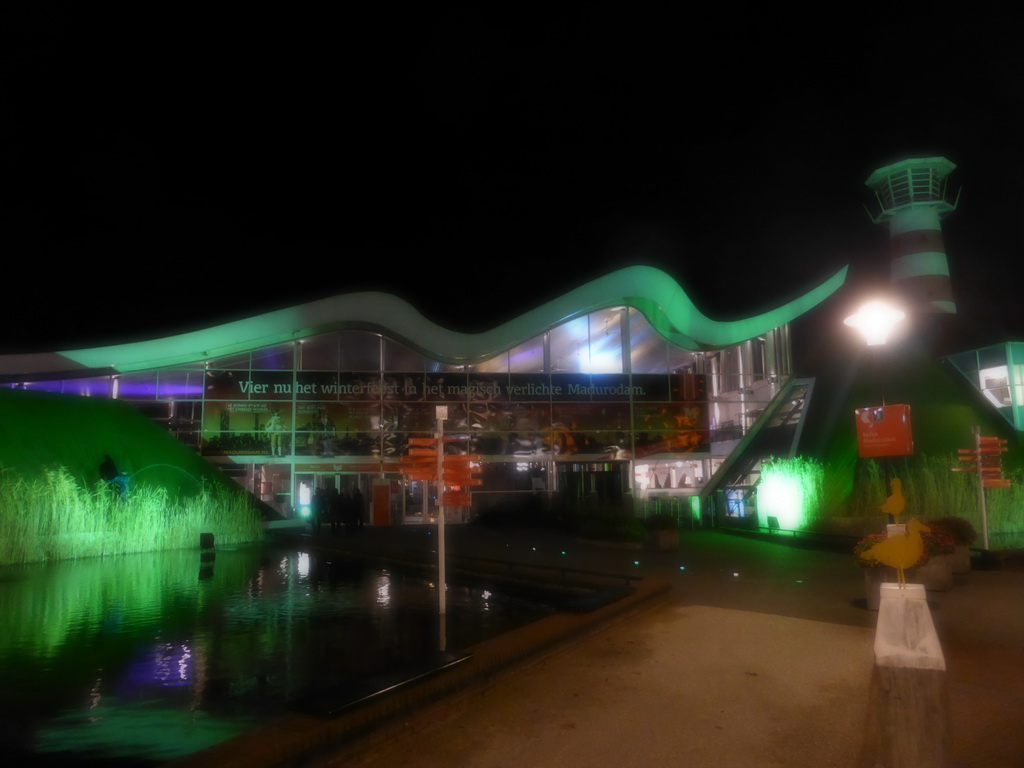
[34,265,847,374]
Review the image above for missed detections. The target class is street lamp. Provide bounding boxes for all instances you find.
[845,299,911,524]
[843,300,906,346]
[845,299,906,407]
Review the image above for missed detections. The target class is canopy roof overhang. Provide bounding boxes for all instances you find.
[2,265,848,378]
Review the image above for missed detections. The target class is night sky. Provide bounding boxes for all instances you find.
[4,6,1023,361]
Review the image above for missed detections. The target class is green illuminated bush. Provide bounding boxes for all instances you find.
[757,456,825,530]
[0,467,262,566]
[758,453,1024,539]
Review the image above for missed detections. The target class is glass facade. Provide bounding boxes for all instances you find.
[948,342,1024,431]
[5,310,794,522]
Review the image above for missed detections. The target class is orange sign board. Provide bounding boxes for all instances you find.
[442,491,473,507]
[854,405,914,458]
[956,433,1010,488]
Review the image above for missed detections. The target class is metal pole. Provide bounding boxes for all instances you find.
[436,408,447,652]
[975,426,990,550]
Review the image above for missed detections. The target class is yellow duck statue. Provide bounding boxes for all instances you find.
[863,518,930,584]
[879,477,905,522]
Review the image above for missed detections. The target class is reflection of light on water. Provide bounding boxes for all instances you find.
[155,643,171,682]
[88,677,102,722]
[151,642,193,687]
[192,637,208,711]
[6,546,552,763]
[375,573,391,606]
[179,645,191,683]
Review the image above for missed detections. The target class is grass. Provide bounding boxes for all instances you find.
[0,466,263,566]
[0,388,244,499]
[847,455,1023,535]
[760,454,1024,539]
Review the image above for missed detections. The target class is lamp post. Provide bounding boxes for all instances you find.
[844,299,906,404]
[845,299,910,524]
[844,300,905,348]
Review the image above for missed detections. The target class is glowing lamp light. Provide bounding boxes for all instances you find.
[844,300,905,346]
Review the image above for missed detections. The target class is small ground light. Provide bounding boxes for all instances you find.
[634,560,640,566]
[732,572,739,577]
[679,566,686,570]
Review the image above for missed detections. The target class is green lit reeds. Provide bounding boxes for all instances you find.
[757,456,826,530]
[0,467,262,566]
[763,453,1024,537]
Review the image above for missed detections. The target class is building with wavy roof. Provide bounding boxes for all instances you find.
[1,265,848,525]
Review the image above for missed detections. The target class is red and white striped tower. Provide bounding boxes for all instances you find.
[865,157,959,314]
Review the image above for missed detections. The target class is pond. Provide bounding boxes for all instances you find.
[0,545,555,765]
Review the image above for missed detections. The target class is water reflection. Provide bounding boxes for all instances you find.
[0,546,551,764]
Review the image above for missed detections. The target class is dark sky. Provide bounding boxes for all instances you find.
[3,6,1023,356]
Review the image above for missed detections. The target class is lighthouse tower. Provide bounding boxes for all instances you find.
[865,157,959,314]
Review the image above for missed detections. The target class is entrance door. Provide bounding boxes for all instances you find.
[294,471,369,525]
[557,461,628,504]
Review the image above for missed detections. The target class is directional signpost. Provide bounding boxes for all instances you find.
[952,426,1009,549]
[397,407,483,651]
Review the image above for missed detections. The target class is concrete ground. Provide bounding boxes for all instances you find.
[318,526,1024,768]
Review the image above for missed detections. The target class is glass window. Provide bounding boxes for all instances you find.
[252,343,295,370]
[947,350,978,377]
[588,308,623,374]
[471,352,509,373]
[978,345,1007,369]
[979,365,1011,407]
[1014,364,1024,413]
[206,352,250,369]
[62,377,113,397]
[630,308,667,374]
[157,370,205,400]
[549,316,589,373]
[749,338,767,381]
[431,360,470,373]
[338,330,381,371]
[116,373,159,399]
[383,338,433,372]
[667,345,697,375]
[509,336,544,373]
[720,347,741,392]
[19,380,64,393]
[299,333,339,371]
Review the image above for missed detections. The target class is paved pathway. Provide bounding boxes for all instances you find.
[313,526,1024,767]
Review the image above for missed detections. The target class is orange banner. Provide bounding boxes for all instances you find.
[854,404,914,458]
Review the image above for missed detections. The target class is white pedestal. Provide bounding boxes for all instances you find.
[862,582,950,766]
